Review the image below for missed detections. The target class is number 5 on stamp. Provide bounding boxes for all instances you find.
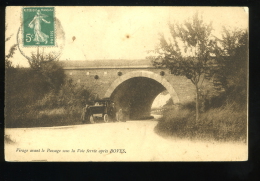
[23,7,55,46]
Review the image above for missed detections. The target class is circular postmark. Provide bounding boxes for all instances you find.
[17,7,65,63]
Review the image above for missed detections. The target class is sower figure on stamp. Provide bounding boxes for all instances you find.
[28,10,50,45]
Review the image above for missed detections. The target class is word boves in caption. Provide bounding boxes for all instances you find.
[16,148,126,154]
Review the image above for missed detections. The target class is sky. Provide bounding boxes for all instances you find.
[6,7,248,67]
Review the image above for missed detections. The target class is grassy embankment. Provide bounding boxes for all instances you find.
[155,101,247,142]
[5,65,90,128]
[5,90,88,128]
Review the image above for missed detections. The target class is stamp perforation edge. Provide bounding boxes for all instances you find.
[19,6,57,48]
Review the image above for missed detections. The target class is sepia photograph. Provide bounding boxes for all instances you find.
[5,6,248,161]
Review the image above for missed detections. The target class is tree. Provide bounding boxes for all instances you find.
[5,24,17,69]
[30,51,66,92]
[212,28,248,107]
[147,12,215,122]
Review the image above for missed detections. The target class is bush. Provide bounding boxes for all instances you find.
[5,60,92,128]
[5,68,51,126]
[40,61,66,91]
[155,102,247,142]
[5,78,92,128]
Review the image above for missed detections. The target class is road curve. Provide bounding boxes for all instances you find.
[5,119,247,161]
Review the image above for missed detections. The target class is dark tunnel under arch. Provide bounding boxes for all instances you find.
[104,71,180,120]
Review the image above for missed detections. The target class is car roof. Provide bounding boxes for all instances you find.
[95,99,112,102]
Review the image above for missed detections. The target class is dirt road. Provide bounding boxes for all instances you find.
[5,119,247,161]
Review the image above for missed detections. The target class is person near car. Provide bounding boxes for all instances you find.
[81,104,90,122]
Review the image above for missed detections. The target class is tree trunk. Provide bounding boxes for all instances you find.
[195,84,200,122]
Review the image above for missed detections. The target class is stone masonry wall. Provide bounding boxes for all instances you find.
[64,68,197,104]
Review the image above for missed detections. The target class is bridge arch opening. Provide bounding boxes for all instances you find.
[104,71,179,120]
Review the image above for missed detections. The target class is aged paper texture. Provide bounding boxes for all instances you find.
[5,6,248,161]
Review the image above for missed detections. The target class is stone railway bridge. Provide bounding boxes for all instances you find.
[61,59,196,120]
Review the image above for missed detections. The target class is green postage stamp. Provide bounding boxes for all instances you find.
[22,7,55,46]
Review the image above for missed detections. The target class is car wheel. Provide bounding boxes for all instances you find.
[104,114,109,123]
[89,115,95,124]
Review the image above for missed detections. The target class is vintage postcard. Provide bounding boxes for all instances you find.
[5,6,248,161]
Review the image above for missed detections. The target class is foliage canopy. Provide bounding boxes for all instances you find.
[148,12,248,120]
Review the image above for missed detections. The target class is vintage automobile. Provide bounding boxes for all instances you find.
[82,98,123,124]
